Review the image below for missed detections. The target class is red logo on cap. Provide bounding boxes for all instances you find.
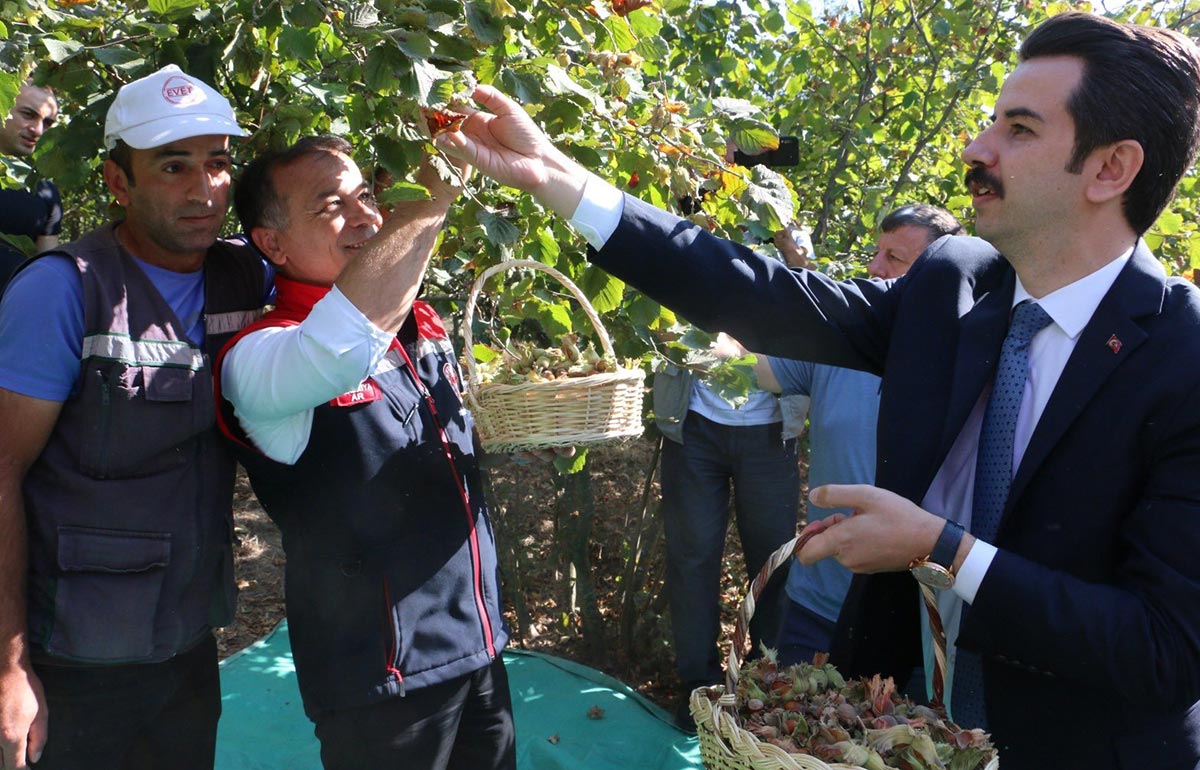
[162,76,202,106]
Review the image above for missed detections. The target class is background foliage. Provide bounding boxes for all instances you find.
[1,0,1197,659]
[2,0,1196,321]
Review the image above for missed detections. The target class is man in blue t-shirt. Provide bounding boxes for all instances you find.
[757,205,963,667]
[0,66,269,770]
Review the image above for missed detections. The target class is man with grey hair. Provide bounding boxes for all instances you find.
[0,65,269,769]
[867,203,963,279]
[753,205,959,666]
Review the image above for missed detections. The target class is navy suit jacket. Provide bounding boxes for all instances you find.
[591,195,1200,769]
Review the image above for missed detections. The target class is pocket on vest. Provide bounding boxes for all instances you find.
[48,526,171,662]
[78,366,202,479]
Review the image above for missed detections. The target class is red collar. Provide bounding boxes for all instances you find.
[270,275,333,323]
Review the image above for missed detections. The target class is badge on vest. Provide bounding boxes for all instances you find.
[330,379,383,407]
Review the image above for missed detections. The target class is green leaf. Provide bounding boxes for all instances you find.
[374,135,422,179]
[1156,210,1184,236]
[553,448,589,475]
[377,182,433,206]
[678,326,715,351]
[472,343,497,363]
[743,166,793,232]
[480,211,521,245]
[531,227,561,265]
[533,301,572,337]
[0,74,19,119]
[488,0,517,18]
[364,46,404,92]
[580,266,625,314]
[499,69,543,105]
[729,117,778,155]
[397,57,445,103]
[279,27,319,62]
[628,9,662,38]
[147,0,200,15]
[763,9,784,34]
[605,15,637,50]
[634,35,669,65]
[465,1,504,45]
[397,31,434,60]
[701,358,758,408]
[429,31,479,63]
[42,38,84,63]
[286,0,326,28]
[627,295,665,329]
[543,64,601,108]
[346,2,381,29]
[92,46,145,71]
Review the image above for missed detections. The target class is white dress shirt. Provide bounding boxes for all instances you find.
[919,248,1131,706]
[564,174,1136,702]
[221,286,395,464]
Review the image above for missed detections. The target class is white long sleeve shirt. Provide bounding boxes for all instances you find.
[220,285,395,464]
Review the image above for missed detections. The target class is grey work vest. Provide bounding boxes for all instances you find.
[652,364,809,443]
[22,224,265,664]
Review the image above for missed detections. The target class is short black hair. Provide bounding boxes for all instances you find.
[1020,12,1200,234]
[234,135,353,233]
[880,204,963,239]
[109,139,135,184]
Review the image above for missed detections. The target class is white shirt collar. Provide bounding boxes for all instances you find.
[1012,245,1135,340]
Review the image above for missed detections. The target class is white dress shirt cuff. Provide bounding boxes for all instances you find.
[952,539,998,605]
[567,173,624,250]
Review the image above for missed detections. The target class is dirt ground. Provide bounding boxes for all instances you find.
[214,437,804,712]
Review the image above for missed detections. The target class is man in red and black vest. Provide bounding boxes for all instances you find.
[216,137,514,770]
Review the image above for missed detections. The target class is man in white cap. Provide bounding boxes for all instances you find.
[0,65,269,770]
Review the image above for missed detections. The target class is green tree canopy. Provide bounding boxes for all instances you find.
[2,0,1197,361]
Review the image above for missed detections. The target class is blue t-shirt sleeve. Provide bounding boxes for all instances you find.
[0,255,84,401]
[767,356,814,397]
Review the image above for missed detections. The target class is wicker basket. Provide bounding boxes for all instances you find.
[689,532,999,770]
[462,259,646,453]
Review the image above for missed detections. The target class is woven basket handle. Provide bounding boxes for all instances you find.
[724,530,949,712]
[462,259,617,392]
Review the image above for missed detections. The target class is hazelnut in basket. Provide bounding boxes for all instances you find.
[718,648,997,770]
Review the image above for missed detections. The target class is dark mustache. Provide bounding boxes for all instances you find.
[965,166,1004,198]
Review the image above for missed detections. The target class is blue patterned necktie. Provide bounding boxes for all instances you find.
[951,299,1052,729]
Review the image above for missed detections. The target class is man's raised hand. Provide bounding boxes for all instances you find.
[433,85,590,219]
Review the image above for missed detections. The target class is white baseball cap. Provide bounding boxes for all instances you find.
[103,65,247,150]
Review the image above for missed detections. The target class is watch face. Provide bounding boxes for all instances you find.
[910,562,954,590]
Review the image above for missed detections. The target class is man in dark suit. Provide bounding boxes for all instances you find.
[437,11,1200,768]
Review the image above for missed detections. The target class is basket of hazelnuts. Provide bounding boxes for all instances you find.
[462,259,645,454]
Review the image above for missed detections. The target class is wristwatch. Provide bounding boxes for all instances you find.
[908,519,965,590]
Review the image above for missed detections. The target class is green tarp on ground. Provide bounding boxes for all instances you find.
[216,621,704,770]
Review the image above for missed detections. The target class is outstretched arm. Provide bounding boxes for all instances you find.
[434,85,590,219]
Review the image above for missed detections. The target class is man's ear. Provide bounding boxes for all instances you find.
[102,159,131,207]
[1085,139,1144,205]
[251,226,287,268]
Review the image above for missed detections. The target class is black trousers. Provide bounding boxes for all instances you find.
[314,655,516,770]
[32,634,220,770]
